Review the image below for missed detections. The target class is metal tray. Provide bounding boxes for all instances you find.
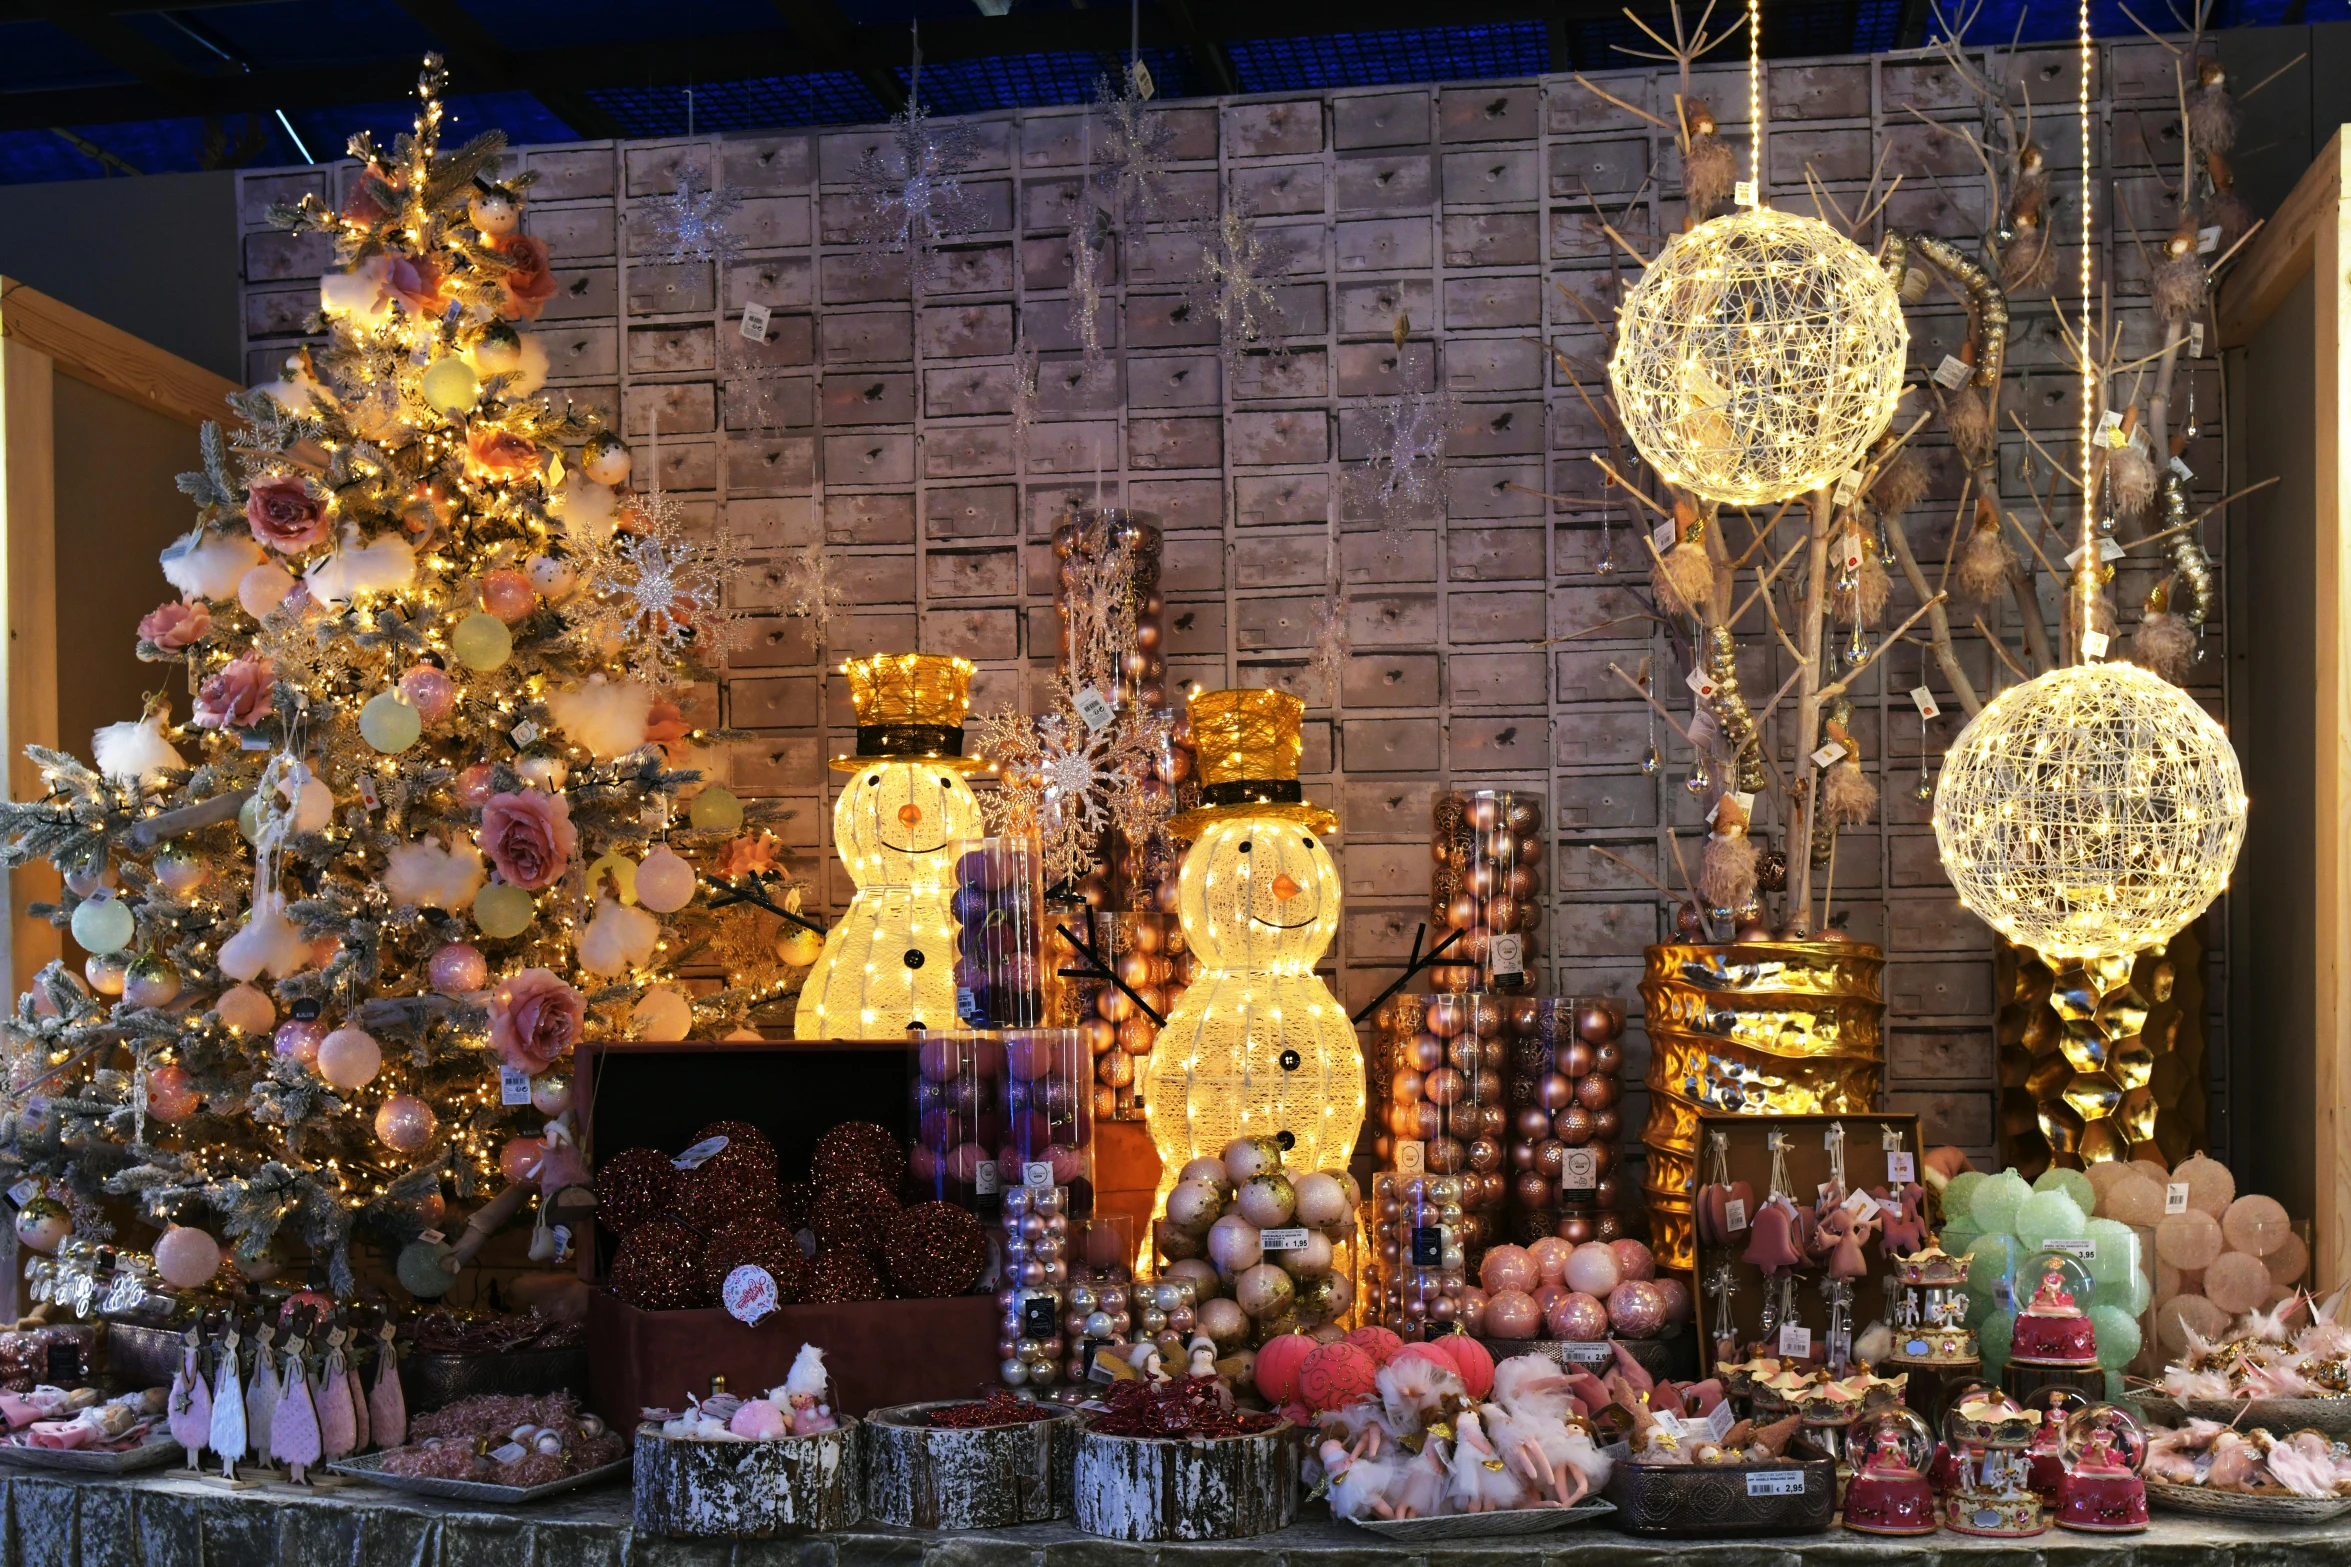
[0,1430,180,1473]
[325,1448,632,1504]
[1348,1499,1616,1539]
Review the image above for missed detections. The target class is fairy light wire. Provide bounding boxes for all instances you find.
[1748,0,1762,191]
[2078,0,2097,661]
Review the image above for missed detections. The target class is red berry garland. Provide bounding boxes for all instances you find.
[609,1217,709,1310]
[881,1201,987,1299]
[593,1147,677,1237]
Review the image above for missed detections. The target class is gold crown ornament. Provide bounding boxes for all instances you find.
[1167,687,1337,839]
[829,653,992,773]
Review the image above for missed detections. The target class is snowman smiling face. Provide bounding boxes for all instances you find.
[835,762,982,886]
[1180,816,1342,968]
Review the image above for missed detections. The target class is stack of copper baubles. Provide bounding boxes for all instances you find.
[1374,993,1506,1271]
[1428,790,1545,992]
[1507,998,1627,1244]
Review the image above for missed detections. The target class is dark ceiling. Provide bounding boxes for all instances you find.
[0,0,2322,185]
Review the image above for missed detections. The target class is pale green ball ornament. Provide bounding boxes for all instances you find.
[450,611,513,671]
[2014,1189,2089,1252]
[689,785,743,833]
[419,357,479,418]
[2033,1166,2097,1215]
[240,793,267,844]
[1969,1169,2032,1236]
[359,691,422,753]
[2089,1303,2141,1369]
[472,882,535,939]
[70,895,134,955]
[2084,1218,2140,1287]
[1963,1231,2019,1298]
[396,1237,457,1298]
[1976,1309,2013,1372]
[1943,1170,1987,1221]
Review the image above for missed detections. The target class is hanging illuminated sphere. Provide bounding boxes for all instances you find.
[1931,661,2247,959]
[360,690,422,753]
[1608,206,1908,505]
[634,846,697,913]
[472,882,536,939]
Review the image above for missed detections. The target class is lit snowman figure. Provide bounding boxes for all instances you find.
[794,655,987,1039]
[1143,689,1362,1209]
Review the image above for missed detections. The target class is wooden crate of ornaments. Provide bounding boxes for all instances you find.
[633,1419,861,1538]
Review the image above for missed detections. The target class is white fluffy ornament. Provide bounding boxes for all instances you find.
[384,838,486,910]
[160,529,265,602]
[316,1026,383,1091]
[546,676,653,759]
[548,470,619,547]
[526,555,577,601]
[497,334,550,398]
[218,891,309,982]
[318,257,396,326]
[632,985,693,1041]
[578,895,660,977]
[239,561,297,619]
[93,711,184,789]
[305,534,417,606]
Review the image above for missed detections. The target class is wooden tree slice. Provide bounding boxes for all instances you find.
[862,1400,1077,1528]
[1071,1422,1300,1542]
[631,1420,861,1538]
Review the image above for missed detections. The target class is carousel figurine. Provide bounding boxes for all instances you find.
[1942,1389,2047,1537]
[2055,1403,2150,1533]
[1842,1406,1939,1535]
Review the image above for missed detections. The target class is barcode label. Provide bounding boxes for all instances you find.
[1127,57,1155,99]
[1562,1148,1598,1191]
[2189,320,2206,356]
[1653,518,1679,552]
[2081,629,2111,659]
[2165,1182,2190,1215]
[740,302,771,341]
[1833,472,1861,509]
[1562,1340,1613,1364]
[1706,1400,1737,1442]
[2064,539,2128,568]
[1885,1150,1916,1184]
[1778,1323,1812,1357]
[1748,1467,1808,1496]
[2043,1237,2098,1259]
[1260,1227,1309,1252]
[1734,180,1757,207]
[418,1228,445,1245]
[1072,686,1116,732]
[1723,1196,1747,1231]
[500,1066,533,1106]
[1932,355,1971,389]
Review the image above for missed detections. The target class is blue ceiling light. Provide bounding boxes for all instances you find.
[1225,23,1549,92]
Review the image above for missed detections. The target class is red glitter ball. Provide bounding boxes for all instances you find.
[777,1179,815,1231]
[812,1120,906,1191]
[675,1157,781,1231]
[609,1218,710,1310]
[810,1176,900,1256]
[698,1216,808,1303]
[881,1201,987,1299]
[593,1147,678,1237]
[802,1246,886,1303]
[689,1120,779,1179]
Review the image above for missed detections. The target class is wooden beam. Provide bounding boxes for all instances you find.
[2218,125,2343,348]
[0,281,238,430]
[2316,127,2351,1300]
[0,330,59,1001]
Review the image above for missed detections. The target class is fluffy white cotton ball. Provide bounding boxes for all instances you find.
[383,839,486,910]
[548,470,619,547]
[546,676,653,760]
[318,257,394,326]
[305,535,417,606]
[218,892,310,982]
[93,712,184,789]
[501,333,550,398]
[159,529,265,602]
[578,895,660,977]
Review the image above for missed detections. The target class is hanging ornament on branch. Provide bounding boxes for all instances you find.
[1344,388,1452,541]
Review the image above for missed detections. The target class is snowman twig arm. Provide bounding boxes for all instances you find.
[1053,923,1166,1027]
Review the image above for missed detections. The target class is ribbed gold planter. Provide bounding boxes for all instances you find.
[1639,941,1886,1269]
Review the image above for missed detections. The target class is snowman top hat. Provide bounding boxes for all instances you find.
[830,653,992,772]
[1169,686,1337,839]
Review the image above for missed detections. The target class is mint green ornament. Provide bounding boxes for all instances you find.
[2015,1189,2089,1252]
[2089,1303,2141,1369]
[1964,1232,2020,1299]
[359,691,422,753]
[1943,1169,1987,1221]
[1977,1309,2013,1373]
[240,792,266,844]
[396,1238,457,1297]
[2033,1166,2097,1215]
[472,882,535,939]
[450,611,513,671]
[1938,1221,1981,1264]
[419,357,479,418]
[1969,1170,2032,1236]
[2084,1218,2139,1287]
[69,895,133,955]
[689,785,743,833]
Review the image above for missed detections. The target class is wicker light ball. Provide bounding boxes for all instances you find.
[1932,661,2246,958]
[1609,207,1908,505]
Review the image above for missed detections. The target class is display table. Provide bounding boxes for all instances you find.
[0,1470,2338,1566]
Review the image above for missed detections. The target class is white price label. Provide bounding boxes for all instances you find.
[489,1443,526,1465]
[500,1066,533,1106]
[358,774,380,810]
[1072,686,1116,732]
[1723,1196,1748,1232]
[1747,1468,1809,1497]
[1126,56,1155,99]
[2189,320,2206,356]
[1562,1339,1614,1364]
[672,1135,729,1170]
[2165,1181,2190,1215]
[2063,538,2128,568]
[1908,688,1939,722]
[2043,1236,2098,1259]
[1024,1161,1055,1190]
[1993,1275,2013,1311]
[1932,354,1972,390]
[1841,1187,1876,1216]
[418,1228,445,1245]
[5,1180,36,1208]
[1653,518,1679,553]
[1777,1323,1812,1358]
[1733,179,1757,208]
[1706,1400,1737,1443]
[1877,1195,1902,1215]
[1489,932,1524,979]
[1685,666,1718,699]
[739,301,772,341]
[1260,1227,1310,1252]
[2196,224,2222,255]
[2098,408,2124,444]
[2081,629,2111,659]
[974,1159,1000,1195]
[1885,1150,1916,1184]
[2169,454,2194,481]
[1561,1148,1598,1191]
[1810,741,1847,769]
[1832,472,1861,510]
[1395,1139,1426,1174]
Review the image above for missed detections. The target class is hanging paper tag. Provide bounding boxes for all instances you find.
[1072,686,1116,732]
[1810,741,1847,769]
[1410,1224,1445,1266]
[1878,1194,1903,1215]
[1841,1187,1876,1216]
[5,1180,35,1208]
[974,1159,1000,1195]
[1833,471,1861,510]
[2081,629,2110,659]
[1734,179,1757,208]
[739,301,771,341]
[500,1066,533,1106]
[1652,518,1679,553]
[552,1224,572,1262]
[2165,1181,2190,1215]
[723,1264,779,1324]
[1561,1147,1598,1191]
[1562,1339,1615,1365]
[1685,666,1719,698]
[2169,454,2194,481]
[1777,1323,1813,1358]
[1260,1227,1309,1253]
[1994,1274,2013,1311]
[672,1135,730,1170]
[2196,224,2222,255]
[241,735,270,751]
[1127,57,1155,99]
[1706,1399,1738,1443]
[1024,1161,1055,1190]
[2043,1237,2097,1259]
[2063,538,2128,568]
[1724,1196,1748,1232]
[1747,1467,1808,1497]
[1489,932,1524,980]
[1395,1139,1426,1175]
[2189,320,2206,356]
[1651,1408,1685,1439]
[1932,354,1972,390]
[510,720,540,748]
[1885,1150,1916,1184]
[358,774,380,810]
[2097,408,2125,446]
[418,1228,445,1245]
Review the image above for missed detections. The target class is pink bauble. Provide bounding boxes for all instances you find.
[1563,1240,1623,1296]
[1044,1142,1084,1185]
[2222,1194,2293,1258]
[374,1093,438,1153]
[274,1019,325,1065]
[947,1142,990,1184]
[1654,1276,1694,1324]
[1445,1334,1496,1399]
[480,569,537,624]
[1546,1289,1609,1341]
[455,764,495,806]
[2205,1251,2271,1315]
[427,943,487,995]
[918,1037,967,1083]
[1484,1288,1542,1339]
[1527,1235,1574,1285]
[500,1136,547,1183]
[1607,1280,1667,1338]
[1480,1242,1537,1296]
[1609,1238,1656,1281]
[154,1225,222,1289]
[531,1073,573,1118]
[316,1026,383,1090]
[2157,1208,2224,1269]
[1459,1285,1489,1333]
[146,1064,199,1123]
[909,1143,943,1182]
[1004,1032,1058,1081]
[1297,1341,1378,1412]
[1533,1282,1568,1314]
[399,664,458,723]
[215,983,274,1035]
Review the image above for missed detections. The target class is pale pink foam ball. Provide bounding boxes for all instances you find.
[2157,1293,2229,1355]
[1546,1290,1608,1342]
[2156,1209,2224,1270]
[1563,1240,1622,1296]
[1609,1238,1656,1282]
[2266,1230,2311,1288]
[2205,1251,2271,1316]
[1480,1243,1537,1296]
[2102,1173,2166,1228]
[1483,1289,1542,1339]
[2173,1154,2235,1217]
[2222,1194,2292,1258]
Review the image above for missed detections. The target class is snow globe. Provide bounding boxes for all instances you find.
[2008,1249,2099,1368]
[1841,1405,1938,1535]
[2055,1402,2149,1533]
[2024,1383,2089,1500]
[1941,1388,2046,1537]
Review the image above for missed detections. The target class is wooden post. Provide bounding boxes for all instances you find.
[2316,132,2351,1292]
[1785,487,1832,934]
[0,329,57,1007]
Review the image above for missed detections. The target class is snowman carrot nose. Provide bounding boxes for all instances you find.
[1270,873,1302,901]
[897,803,923,826]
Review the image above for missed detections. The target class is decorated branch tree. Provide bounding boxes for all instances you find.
[0,58,785,1298]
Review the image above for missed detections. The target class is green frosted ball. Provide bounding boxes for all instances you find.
[419,356,479,418]
[2104,1369,2126,1401]
[1943,1170,1987,1222]
[2033,1166,2098,1215]
[240,793,267,844]
[1969,1170,2032,1236]
[396,1238,457,1298]
[1964,1232,2020,1298]
[2084,1218,2140,1286]
[1977,1309,2013,1370]
[1938,1221,1981,1264]
[2015,1189,2089,1252]
[69,896,134,955]
[2090,1303,2141,1369]
[360,691,422,753]
[2111,1264,2152,1316]
[689,785,743,833]
[472,882,535,939]
[450,611,513,671]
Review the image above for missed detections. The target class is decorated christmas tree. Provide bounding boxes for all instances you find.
[0,57,789,1299]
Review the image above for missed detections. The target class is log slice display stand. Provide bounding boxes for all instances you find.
[631,1420,861,1538]
[1071,1422,1301,1541]
[862,1400,1078,1528]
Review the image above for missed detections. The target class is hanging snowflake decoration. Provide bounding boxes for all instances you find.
[641,167,747,267]
[778,539,850,646]
[1092,71,1181,227]
[1011,337,1041,440]
[1308,589,1350,707]
[970,697,1147,886]
[1106,705,1179,854]
[1346,389,1455,540]
[1060,521,1137,693]
[721,332,795,435]
[571,494,747,675]
[1068,207,1111,372]
[852,103,979,258]
[1189,209,1293,360]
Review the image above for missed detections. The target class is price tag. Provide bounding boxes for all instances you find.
[1395,1139,1426,1175]
[2196,224,2222,255]
[1410,1224,1445,1266]
[1734,179,1757,208]
[1777,1323,1812,1358]
[418,1228,445,1245]
[1072,686,1116,732]
[1885,1150,1916,1184]
[1810,741,1847,769]
[2169,454,2194,481]
[1652,518,1679,553]
[1723,1196,1748,1232]
[1127,56,1155,99]
[1877,1194,1903,1215]
[1562,1339,1615,1364]
[1932,354,1972,390]
[723,1264,779,1325]
[2189,320,2206,356]
[5,1180,36,1208]
[500,1066,534,1106]
[358,774,380,810]
[490,1443,526,1465]
[1993,1275,2013,1312]
[510,720,540,748]
[2097,408,2124,446]
[1832,471,1861,510]
[2043,1237,2098,1259]
[1260,1226,1309,1252]
[1706,1400,1737,1442]
[672,1135,729,1170]
[2063,538,2128,568]
[974,1159,1000,1195]
[740,301,772,341]
[2081,629,2111,659]
[1908,688,1939,722]
[1748,1467,1808,1497]
[1651,1408,1685,1438]
[1085,1342,1123,1382]
[1841,1187,1876,1216]
[2165,1181,2190,1215]
[957,986,981,1024]
[1562,1148,1598,1192]
[1685,666,1719,699]
[1489,932,1524,981]
[1022,1295,1059,1338]
[552,1224,571,1262]
[1024,1161,1054,1190]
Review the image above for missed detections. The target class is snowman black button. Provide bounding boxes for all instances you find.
[904,949,925,969]
[1279,1049,1301,1071]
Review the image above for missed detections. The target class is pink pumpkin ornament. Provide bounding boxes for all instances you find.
[1297,1341,1379,1412]
[1255,1333,1316,1405]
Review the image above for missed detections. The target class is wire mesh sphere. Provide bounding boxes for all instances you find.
[1608,207,1908,505]
[1931,661,2246,959]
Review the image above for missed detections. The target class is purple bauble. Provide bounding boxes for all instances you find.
[1044,1142,1085,1184]
[1654,1276,1694,1324]
[1005,1031,1058,1082]
[274,1019,325,1065]
[426,942,487,995]
[1607,1280,1667,1339]
[1546,1289,1609,1341]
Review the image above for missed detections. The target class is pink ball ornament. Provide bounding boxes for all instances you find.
[1484,1288,1542,1339]
[317,1026,382,1091]
[1546,1289,1610,1341]
[2157,1208,2225,1270]
[1459,1285,1489,1333]
[1609,1238,1657,1281]
[374,1093,438,1153]
[427,943,488,995]
[1533,1282,1567,1314]
[399,664,458,723]
[146,1064,199,1123]
[455,764,495,807]
[1480,1242,1537,1296]
[530,1073,573,1118]
[1563,1240,1623,1296]
[274,1019,325,1066]
[154,1225,223,1289]
[500,1136,547,1183]
[1527,1235,1574,1285]
[215,983,274,1035]
[1607,1280,1668,1339]
[479,569,537,624]
[1044,1143,1084,1185]
[1654,1276,1694,1324]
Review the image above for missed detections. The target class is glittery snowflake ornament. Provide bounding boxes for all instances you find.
[1190,209,1293,360]
[571,491,746,674]
[641,166,747,267]
[779,540,850,645]
[1091,69,1181,227]
[1347,389,1454,539]
[971,696,1148,886]
[853,102,978,259]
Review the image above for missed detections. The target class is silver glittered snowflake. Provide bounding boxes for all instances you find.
[1189,209,1294,360]
[1060,522,1136,694]
[641,167,747,267]
[721,332,795,435]
[853,103,979,258]
[1011,337,1041,439]
[779,539,850,645]
[1105,705,1179,853]
[1092,71,1182,228]
[572,493,746,674]
[1346,389,1454,539]
[1068,208,1110,370]
[1033,708,1148,886]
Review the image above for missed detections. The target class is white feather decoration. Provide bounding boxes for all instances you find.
[548,470,619,547]
[304,535,417,606]
[218,891,310,982]
[383,839,485,910]
[578,895,660,977]
[160,529,265,602]
[547,676,653,759]
[93,712,185,789]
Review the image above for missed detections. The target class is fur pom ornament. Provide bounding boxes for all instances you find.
[1827,521,1890,628]
[578,895,661,977]
[2107,430,2156,524]
[546,676,654,760]
[2187,59,2237,157]
[93,708,186,790]
[383,837,486,910]
[1941,382,1993,469]
[1650,502,1715,619]
[1681,103,1737,220]
[1955,503,2017,602]
[2132,588,2198,683]
[2000,208,2055,292]
[1699,794,1759,912]
[2153,233,2208,325]
[1866,446,1928,520]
